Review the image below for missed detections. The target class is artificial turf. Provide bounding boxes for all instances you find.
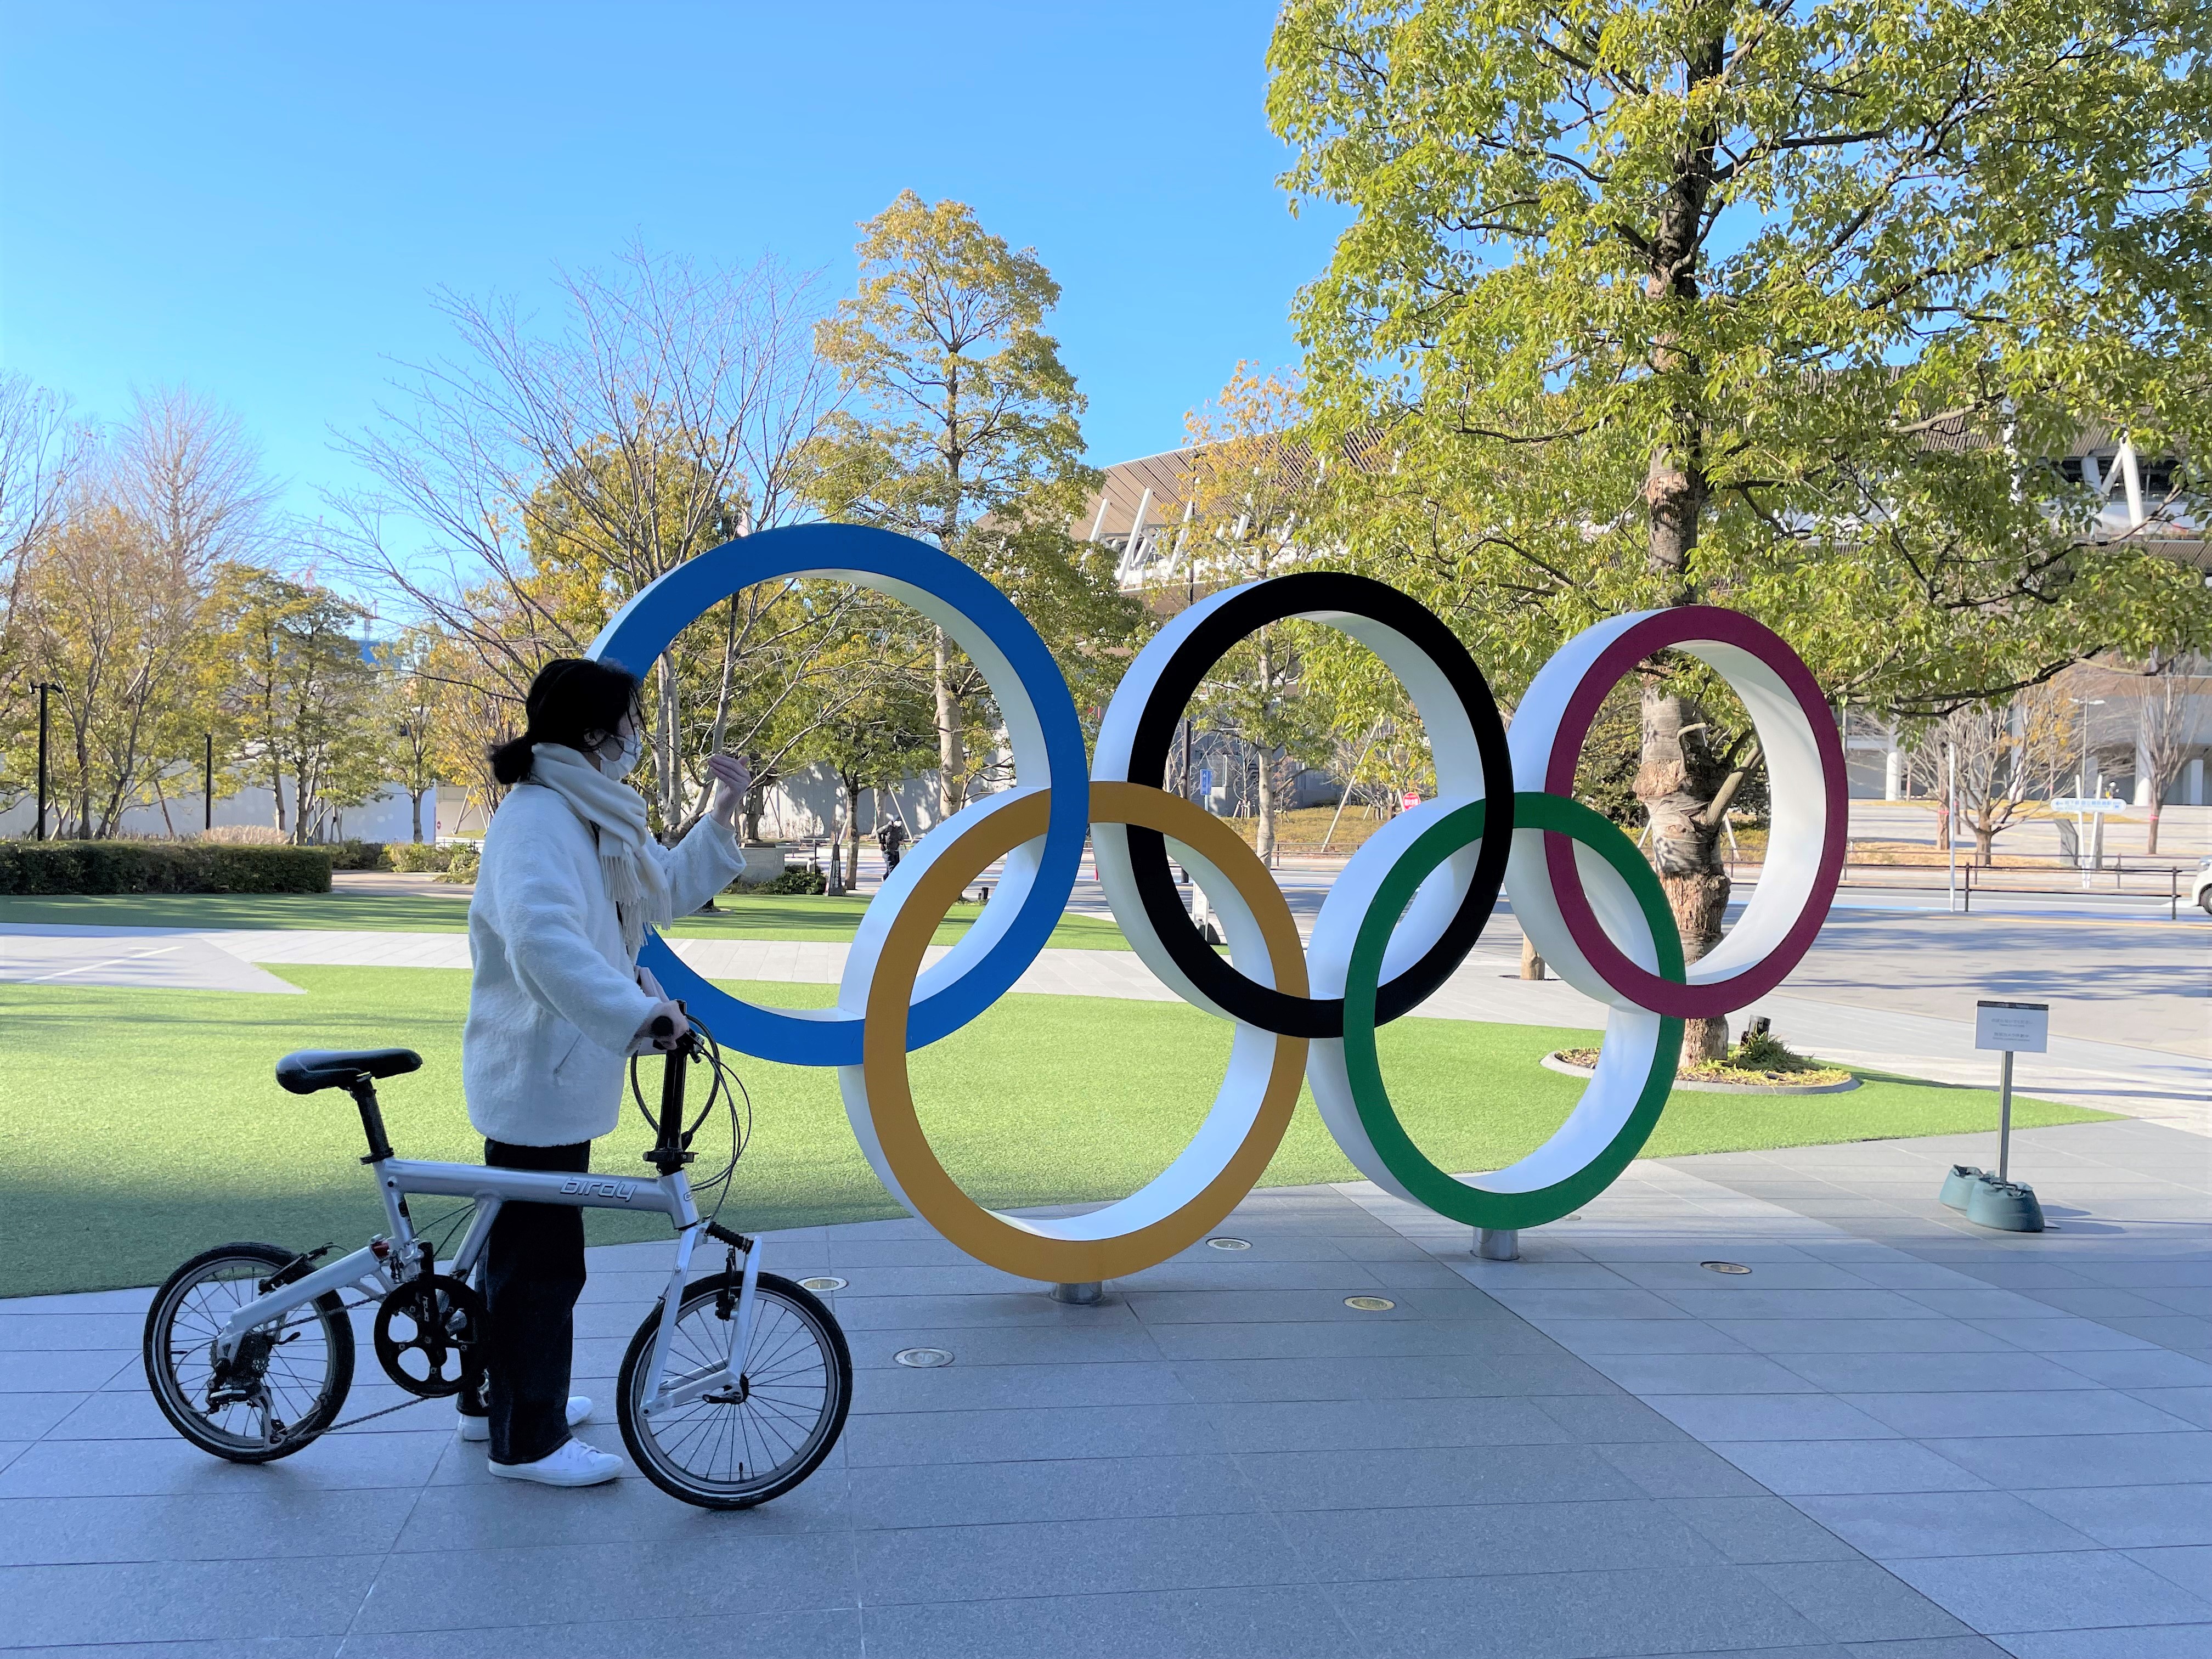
[0,965,2108,1297]
[0,890,1132,950]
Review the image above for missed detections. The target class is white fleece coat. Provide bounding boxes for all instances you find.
[462,782,745,1146]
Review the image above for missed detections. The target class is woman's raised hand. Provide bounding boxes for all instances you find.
[705,753,751,831]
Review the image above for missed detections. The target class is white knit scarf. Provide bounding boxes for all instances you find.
[528,743,672,958]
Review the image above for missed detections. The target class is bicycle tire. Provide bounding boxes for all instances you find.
[143,1242,355,1463]
[617,1270,851,1509]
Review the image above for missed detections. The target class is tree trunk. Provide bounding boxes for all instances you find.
[844,775,862,888]
[2147,806,2162,856]
[934,627,965,821]
[410,788,425,843]
[1637,682,1731,1063]
[1973,823,1994,866]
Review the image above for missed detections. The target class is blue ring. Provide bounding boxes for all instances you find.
[588,523,1087,1065]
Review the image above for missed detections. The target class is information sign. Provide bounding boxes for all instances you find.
[2049,798,2126,815]
[1975,1000,2050,1053]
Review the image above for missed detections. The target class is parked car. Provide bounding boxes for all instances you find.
[2193,857,2212,916]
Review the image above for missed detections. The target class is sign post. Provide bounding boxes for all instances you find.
[2050,797,2125,882]
[1941,1001,2050,1231]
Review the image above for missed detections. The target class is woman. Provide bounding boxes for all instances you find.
[456,657,749,1488]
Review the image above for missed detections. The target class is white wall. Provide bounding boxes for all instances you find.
[0,781,430,844]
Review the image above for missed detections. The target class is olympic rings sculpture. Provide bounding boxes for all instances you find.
[591,524,1846,1282]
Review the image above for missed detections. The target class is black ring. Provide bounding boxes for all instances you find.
[1120,572,1513,1038]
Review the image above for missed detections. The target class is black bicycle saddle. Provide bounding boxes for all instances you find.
[275,1048,424,1095]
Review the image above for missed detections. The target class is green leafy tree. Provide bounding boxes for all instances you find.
[1269,0,2212,1057]
[213,565,392,842]
[810,192,1138,816]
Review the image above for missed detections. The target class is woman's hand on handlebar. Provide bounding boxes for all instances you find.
[629,998,687,1054]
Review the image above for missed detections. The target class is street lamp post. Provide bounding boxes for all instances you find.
[204,733,215,833]
[33,682,60,840]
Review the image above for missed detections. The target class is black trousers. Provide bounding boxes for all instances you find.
[461,1138,589,1465]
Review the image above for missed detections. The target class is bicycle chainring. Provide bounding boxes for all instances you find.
[373,1273,488,1398]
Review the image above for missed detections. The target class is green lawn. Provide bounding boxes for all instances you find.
[0,966,2108,1297]
[0,890,1132,950]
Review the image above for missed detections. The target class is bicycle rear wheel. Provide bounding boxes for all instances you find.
[618,1270,850,1509]
[143,1242,354,1463]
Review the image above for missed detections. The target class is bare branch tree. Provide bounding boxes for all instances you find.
[328,245,846,831]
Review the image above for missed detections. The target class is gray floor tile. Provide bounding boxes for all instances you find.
[1660,1290,1945,1321]
[1657,1495,1863,1563]
[1776,1353,2101,1395]
[1126,1286,1506,1324]
[859,1583,1356,1659]
[1961,1319,2158,1353]
[850,1454,1255,1530]
[1237,1442,1647,1511]
[396,1469,852,1551]
[1904,1289,2088,1321]
[0,1555,379,1644]
[850,1359,1193,1414]
[2128,1387,2211,1423]
[1207,1395,1571,1453]
[1612,1262,1885,1291]
[1530,1393,1693,1444]
[1281,1497,1725,1581]
[1144,1318,1542,1362]
[1525,1318,1752,1355]
[0,1489,421,1565]
[1750,1560,1972,1642]
[2127,1544,2212,1594]
[834,1293,1147,1331]
[1324,1564,1831,1659]
[335,1608,860,1657]
[1924,1432,2212,1490]
[0,1350,136,1392]
[1711,1320,2018,1355]
[350,1534,859,1632]
[2018,1485,2212,1548]
[844,1402,1227,1467]
[1712,1440,1994,1497]
[1993,1625,2212,1659]
[1166,1354,1522,1403]
[1838,1390,2199,1439]
[857,1511,1301,1605]
[850,1324,1165,1368]
[1793,1491,2102,1559]
[1588,1353,1822,1395]
[1474,1288,1694,1320]
[0,1429,453,1497]
[1644,1393,1901,1442]
[1593,1440,1773,1498]
[0,1392,86,1439]
[1886,1549,2212,1633]
[0,1316,144,1350]
[4,1641,337,1659]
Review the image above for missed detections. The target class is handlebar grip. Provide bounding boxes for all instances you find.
[650,1014,676,1039]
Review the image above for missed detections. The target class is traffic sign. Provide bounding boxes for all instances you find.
[1400,791,1421,811]
[1198,767,1212,795]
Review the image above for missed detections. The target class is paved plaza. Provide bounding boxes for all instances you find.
[3,1118,2205,1657]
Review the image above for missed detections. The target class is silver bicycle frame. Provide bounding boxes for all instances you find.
[211,1156,760,1419]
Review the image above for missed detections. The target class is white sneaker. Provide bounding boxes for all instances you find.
[487,1437,623,1487]
[457,1396,591,1442]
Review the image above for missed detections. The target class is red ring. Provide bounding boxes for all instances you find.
[1541,607,1846,1019]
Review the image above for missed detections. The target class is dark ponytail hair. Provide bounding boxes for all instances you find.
[489,658,644,787]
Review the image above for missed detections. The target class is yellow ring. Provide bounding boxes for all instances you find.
[842,781,1310,1282]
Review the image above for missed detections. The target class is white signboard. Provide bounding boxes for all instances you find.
[2049,799,2126,815]
[1976,1000,2050,1053]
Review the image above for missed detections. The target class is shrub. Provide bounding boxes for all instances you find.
[328,839,390,872]
[436,843,481,884]
[199,824,289,846]
[0,840,333,895]
[390,842,453,873]
[747,865,826,896]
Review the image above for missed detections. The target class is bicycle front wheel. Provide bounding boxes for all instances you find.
[618,1270,850,1509]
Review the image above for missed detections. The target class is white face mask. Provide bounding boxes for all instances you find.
[596,732,641,779]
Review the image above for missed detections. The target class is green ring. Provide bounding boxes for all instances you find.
[1340,791,1687,1229]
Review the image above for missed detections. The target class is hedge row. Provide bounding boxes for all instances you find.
[0,840,335,895]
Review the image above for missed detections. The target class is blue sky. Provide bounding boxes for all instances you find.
[1,2,1340,526]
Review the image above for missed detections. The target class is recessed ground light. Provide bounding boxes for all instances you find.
[1344,1295,1396,1311]
[1207,1237,1252,1251]
[798,1276,847,1293]
[1701,1261,1752,1275]
[893,1347,953,1368]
